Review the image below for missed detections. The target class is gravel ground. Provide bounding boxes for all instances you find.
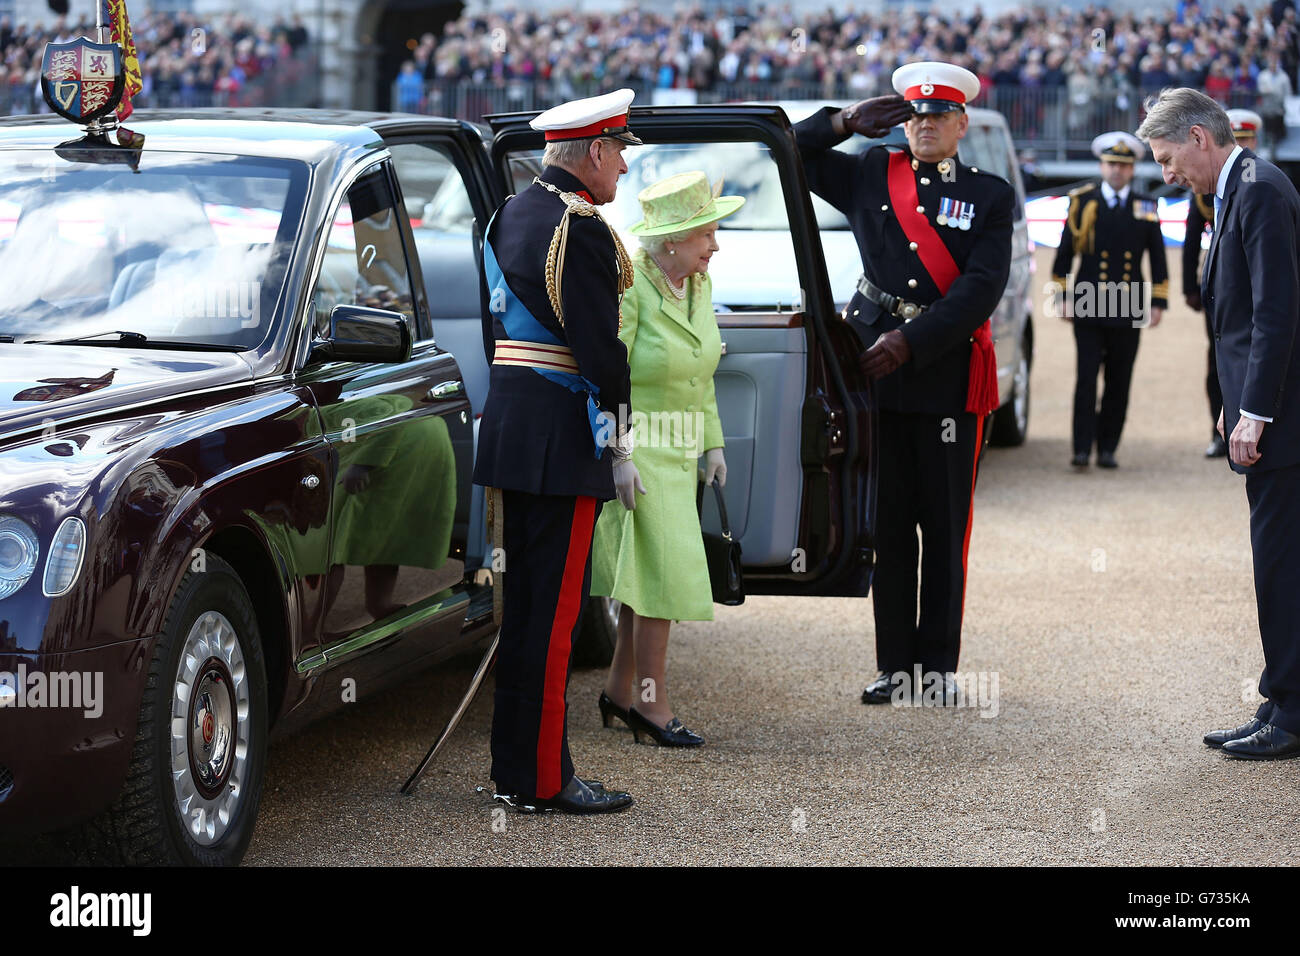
[9,247,1300,866]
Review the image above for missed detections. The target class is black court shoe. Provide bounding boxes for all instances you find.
[627,707,704,747]
[598,691,631,729]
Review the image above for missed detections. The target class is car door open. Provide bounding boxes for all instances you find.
[487,105,876,597]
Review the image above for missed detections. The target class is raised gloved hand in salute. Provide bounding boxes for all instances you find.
[834,94,916,138]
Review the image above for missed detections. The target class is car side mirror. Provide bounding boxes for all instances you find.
[310,304,412,364]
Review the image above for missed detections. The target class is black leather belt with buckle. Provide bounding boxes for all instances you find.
[857,275,927,322]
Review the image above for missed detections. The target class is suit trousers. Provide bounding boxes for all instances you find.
[1072,322,1141,456]
[1245,464,1300,734]
[490,489,601,798]
[1204,310,1223,427]
[871,409,984,675]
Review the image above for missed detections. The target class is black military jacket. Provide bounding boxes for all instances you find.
[1182,191,1214,297]
[1051,181,1170,326]
[472,165,632,499]
[794,106,1015,415]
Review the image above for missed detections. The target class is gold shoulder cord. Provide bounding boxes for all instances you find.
[534,177,634,328]
[1067,192,1099,256]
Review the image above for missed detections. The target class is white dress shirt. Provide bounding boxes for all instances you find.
[1100,181,1129,208]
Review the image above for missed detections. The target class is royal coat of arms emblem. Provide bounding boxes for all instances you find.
[41,38,126,125]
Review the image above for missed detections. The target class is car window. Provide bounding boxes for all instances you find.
[0,150,306,349]
[310,165,416,339]
[387,141,482,340]
[504,140,808,312]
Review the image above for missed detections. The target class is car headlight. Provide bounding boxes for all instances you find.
[0,515,39,599]
[43,516,87,597]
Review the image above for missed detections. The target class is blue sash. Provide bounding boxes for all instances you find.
[483,210,609,457]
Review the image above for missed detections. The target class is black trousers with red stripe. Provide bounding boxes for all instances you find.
[871,409,983,675]
[490,489,601,799]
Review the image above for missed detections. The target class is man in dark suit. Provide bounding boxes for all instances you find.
[793,62,1015,705]
[1181,109,1262,459]
[474,89,641,809]
[1052,131,1169,470]
[1141,88,1300,759]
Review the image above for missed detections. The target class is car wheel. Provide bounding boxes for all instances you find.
[571,595,621,668]
[80,554,268,865]
[989,343,1030,447]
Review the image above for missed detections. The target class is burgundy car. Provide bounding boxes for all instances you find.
[0,106,878,865]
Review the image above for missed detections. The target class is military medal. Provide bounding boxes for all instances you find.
[935,197,948,226]
[959,202,974,230]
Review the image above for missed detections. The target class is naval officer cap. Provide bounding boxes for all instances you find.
[1091,131,1144,163]
[1225,108,1263,139]
[530,88,643,145]
[892,61,981,114]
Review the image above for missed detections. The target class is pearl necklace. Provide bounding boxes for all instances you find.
[650,254,688,300]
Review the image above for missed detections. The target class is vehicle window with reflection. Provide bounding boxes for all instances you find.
[507,139,807,312]
[311,166,415,339]
[0,150,305,349]
[387,142,481,340]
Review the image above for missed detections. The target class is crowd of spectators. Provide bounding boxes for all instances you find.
[0,12,311,114]
[409,2,1300,134]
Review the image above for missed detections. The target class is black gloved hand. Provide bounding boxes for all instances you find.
[842,95,916,138]
[859,329,913,380]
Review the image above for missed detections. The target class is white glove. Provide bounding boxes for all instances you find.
[613,458,647,510]
[702,447,727,488]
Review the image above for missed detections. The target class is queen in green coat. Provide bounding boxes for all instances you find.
[591,170,744,748]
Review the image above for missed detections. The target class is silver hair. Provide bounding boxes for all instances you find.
[541,136,619,173]
[1136,88,1234,146]
[639,229,697,255]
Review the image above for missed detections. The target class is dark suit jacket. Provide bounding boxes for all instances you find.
[793,107,1014,415]
[1203,147,1300,474]
[472,165,632,499]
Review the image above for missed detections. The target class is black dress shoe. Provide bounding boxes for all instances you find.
[1070,452,1090,468]
[495,776,634,813]
[1097,451,1118,469]
[1205,434,1227,458]
[598,691,631,729]
[861,670,898,704]
[1203,717,1266,749]
[626,707,704,746]
[1220,723,1300,760]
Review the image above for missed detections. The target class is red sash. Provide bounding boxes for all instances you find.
[885,150,999,416]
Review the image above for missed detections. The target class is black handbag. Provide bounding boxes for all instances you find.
[696,476,744,606]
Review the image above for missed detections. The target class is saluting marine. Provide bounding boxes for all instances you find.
[1053,131,1169,469]
[1183,109,1262,459]
[472,89,641,814]
[794,62,1015,706]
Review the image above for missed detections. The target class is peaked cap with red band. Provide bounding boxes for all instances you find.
[892,61,981,114]
[1226,108,1263,140]
[530,88,643,145]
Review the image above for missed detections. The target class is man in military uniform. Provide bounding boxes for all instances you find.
[793,62,1015,705]
[1053,131,1169,469]
[1183,109,1262,459]
[473,89,641,813]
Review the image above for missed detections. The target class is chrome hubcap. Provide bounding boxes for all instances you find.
[170,611,250,846]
